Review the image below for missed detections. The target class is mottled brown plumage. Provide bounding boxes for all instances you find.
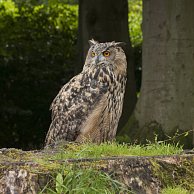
[45,40,127,146]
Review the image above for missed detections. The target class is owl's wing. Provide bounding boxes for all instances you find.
[45,71,108,145]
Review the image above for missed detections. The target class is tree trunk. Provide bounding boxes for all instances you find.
[78,0,137,132]
[122,0,194,148]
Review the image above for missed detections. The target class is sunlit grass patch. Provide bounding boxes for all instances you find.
[47,141,183,161]
[161,186,190,194]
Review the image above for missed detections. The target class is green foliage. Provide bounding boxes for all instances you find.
[44,168,130,194]
[128,0,143,92]
[0,0,78,149]
[161,186,190,194]
[55,173,63,193]
[128,0,142,47]
[47,141,183,161]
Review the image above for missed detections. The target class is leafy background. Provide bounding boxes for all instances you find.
[0,0,142,150]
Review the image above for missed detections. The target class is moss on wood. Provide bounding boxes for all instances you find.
[0,144,193,193]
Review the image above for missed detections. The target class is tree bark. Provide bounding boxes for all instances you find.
[78,0,137,132]
[122,0,194,148]
[0,148,193,194]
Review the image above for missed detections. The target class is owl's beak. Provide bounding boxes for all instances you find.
[95,55,103,64]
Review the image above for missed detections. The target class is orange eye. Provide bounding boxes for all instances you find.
[91,51,96,57]
[103,51,110,57]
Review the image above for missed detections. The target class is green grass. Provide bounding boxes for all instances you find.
[41,167,131,194]
[48,141,183,161]
[161,186,190,194]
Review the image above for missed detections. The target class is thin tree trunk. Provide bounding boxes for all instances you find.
[122,0,194,148]
[78,0,137,132]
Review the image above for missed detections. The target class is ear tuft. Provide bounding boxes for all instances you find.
[89,39,98,46]
[115,42,126,48]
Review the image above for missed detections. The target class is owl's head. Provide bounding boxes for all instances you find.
[84,39,127,75]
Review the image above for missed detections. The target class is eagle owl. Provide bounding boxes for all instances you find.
[45,40,127,146]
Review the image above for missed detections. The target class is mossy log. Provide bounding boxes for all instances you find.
[0,148,193,194]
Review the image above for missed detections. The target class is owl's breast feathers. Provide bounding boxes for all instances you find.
[45,66,126,145]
